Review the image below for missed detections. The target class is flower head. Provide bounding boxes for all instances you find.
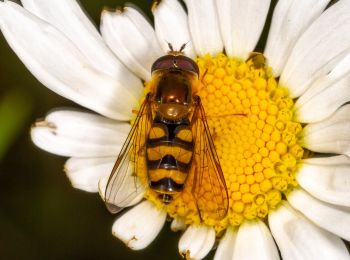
[1,0,350,259]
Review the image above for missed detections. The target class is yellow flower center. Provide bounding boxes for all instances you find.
[143,53,304,232]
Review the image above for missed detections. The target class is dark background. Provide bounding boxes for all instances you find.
[0,1,182,259]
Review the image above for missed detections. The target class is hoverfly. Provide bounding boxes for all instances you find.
[104,44,229,220]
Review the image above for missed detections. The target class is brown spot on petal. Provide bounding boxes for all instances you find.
[180,250,191,260]
[126,235,138,247]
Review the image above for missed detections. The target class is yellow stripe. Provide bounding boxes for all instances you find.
[149,169,187,184]
[147,145,192,163]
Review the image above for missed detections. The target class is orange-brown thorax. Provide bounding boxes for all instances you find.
[153,70,196,121]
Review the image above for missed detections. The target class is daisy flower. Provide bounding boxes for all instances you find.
[1,0,350,259]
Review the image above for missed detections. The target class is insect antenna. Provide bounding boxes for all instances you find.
[166,41,191,55]
[167,42,174,52]
[179,42,189,53]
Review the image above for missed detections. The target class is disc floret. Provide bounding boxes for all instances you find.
[145,53,304,232]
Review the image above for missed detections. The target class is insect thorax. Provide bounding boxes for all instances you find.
[152,70,196,121]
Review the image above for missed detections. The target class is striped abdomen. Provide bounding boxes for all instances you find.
[146,119,193,203]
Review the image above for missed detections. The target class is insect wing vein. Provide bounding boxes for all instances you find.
[191,97,229,220]
[105,95,152,213]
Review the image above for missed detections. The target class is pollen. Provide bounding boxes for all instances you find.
[144,53,304,233]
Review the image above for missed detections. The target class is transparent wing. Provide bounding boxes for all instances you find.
[190,96,229,220]
[104,94,152,213]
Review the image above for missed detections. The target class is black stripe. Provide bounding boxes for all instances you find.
[154,117,189,139]
[147,139,193,151]
[150,178,184,192]
[148,154,191,172]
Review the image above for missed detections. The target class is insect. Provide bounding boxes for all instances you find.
[104,44,229,220]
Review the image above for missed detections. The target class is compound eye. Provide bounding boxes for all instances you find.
[152,55,175,72]
[151,55,199,76]
[174,56,199,75]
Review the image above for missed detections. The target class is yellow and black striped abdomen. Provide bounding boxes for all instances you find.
[146,121,193,197]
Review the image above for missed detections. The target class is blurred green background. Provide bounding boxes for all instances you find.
[0,1,182,259]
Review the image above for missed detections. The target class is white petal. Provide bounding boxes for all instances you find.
[233,220,279,260]
[288,189,350,241]
[31,109,130,157]
[64,157,115,192]
[112,201,166,250]
[101,6,164,81]
[304,155,350,166]
[170,217,186,232]
[297,159,350,207]
[296,77,350,123]
[302,105,350,156]
[0,2,140,120]
[184,0,223,56]
[264,0,330,76]
[296,52,350,123]
[98,175,109,200]
[20,0,139,84]
[217,0,270,60]
[214,227,236,260]
[152,0,195,58]
[269,202,349,260]
[178,225,215,259]
[280,0,350,98]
